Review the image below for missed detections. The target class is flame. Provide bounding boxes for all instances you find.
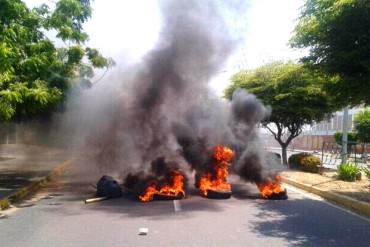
[257,175,285,199]
[138,170,185,202]
[198,145,234,196]
[139,183,157,202]
[158,170,185,197]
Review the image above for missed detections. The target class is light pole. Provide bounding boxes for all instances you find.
[341,107,349,164]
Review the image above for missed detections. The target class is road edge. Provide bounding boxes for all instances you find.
[282,177,370,219]
[0,160,71,210]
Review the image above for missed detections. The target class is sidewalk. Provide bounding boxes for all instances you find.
[0,144,69,200]
[281,170,370,218]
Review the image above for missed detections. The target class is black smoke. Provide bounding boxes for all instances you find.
[65,0,281,189]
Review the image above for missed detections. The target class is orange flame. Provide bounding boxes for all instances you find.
[139,183,157,202]
[257,175,285,199]
[198,145,234,196]
[138,170,185,202]
[158,170,185,197]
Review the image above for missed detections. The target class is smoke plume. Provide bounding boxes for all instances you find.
[63,0,281,188]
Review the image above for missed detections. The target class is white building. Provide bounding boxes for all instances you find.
[307,108,364,136]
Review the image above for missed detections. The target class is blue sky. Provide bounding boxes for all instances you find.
[24,0,305,95]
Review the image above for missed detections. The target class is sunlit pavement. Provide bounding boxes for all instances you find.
[0,178,369,247]
[0,144,69,199]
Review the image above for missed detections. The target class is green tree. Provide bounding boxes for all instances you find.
[225,62,336,165]
[354,108,370,143]
[0,0,112,122]
[334,131,358,145]
[291,0,370,106]
[354,108,370,159]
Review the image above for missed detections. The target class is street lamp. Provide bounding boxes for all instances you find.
[341,107,349,164]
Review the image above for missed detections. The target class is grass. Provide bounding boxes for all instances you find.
[337,163,360,182]
[363,166,370,180]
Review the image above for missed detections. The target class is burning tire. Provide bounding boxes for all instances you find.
[205,189,232,199]
[257,176,288,200]
[262,188,288,200]
[154,193,185,201]
[197,146,234,199]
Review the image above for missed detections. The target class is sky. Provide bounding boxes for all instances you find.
[24,0,305,95]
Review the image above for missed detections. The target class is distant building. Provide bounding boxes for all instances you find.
[291,108,364,150]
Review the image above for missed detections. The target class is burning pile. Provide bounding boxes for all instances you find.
[122,146,287,202]
[124,157,186,202]
[197,145,234,199]
[139,169,186,202]
[257,175,287,200]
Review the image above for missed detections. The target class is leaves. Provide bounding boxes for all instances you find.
[46,0,91,42]
[354,108,370,142]
[291,0,370,106]
[0,0,113,122]
[86,48,109,68]
[225,61,337,147]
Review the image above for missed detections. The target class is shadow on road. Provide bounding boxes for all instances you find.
[249,196,370,247]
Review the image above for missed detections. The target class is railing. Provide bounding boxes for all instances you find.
[321,141,368,167]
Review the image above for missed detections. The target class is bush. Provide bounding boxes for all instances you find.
[288,152,321,173]
[289,152,309,169]
[337,163,361,182]
[300,156,321,173]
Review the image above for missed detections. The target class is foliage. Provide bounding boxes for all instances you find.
[291,0,370,106]
[363,166,370,180]
[354,108,370,143]
[225,61,336,164]
[0,0,112,121]
[337,163,360,182]
[334,131,358,145]
[288,152,321,173]
[300,155,321,173]
[288,152,310,169]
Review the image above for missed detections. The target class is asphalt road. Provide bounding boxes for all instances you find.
[0,144,68,199]
[0,179,369,247]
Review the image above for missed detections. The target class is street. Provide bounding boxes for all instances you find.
[0,144,69,199]
[0,178,369,247]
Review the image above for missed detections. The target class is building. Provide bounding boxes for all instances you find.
[291,108,363,150]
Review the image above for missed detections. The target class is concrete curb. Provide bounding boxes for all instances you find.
[282,177,370,219]
[0,160,71,210]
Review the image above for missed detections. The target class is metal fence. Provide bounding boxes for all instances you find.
[321,141,368,167]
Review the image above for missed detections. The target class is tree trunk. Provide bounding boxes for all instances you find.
[281,145,288,166]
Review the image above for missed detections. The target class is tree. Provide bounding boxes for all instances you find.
[354,108,370,143]
[334,131,358,145]
[354,108,370,159]
[225,62,336,165]
[0,0,112,122]
[291,0,370,106]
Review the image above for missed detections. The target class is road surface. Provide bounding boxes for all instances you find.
[0,144,68,199]
[0,178,369,247]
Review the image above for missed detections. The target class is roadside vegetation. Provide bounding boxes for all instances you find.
[290,0,370,106]
[225,62,337,165]
[226,0,370,168]
[337,163,361,182]
[0,0,113,123]
[363,166,370,180]
[288,152,321,173]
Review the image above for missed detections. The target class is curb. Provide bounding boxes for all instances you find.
[282,177,370,219]
[0,160,71,210]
